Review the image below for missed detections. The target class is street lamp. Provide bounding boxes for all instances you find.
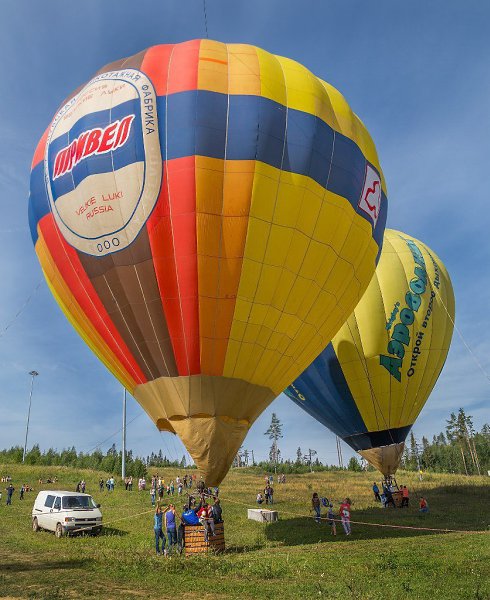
[22,370,39,463]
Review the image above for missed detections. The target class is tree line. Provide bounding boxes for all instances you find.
[1,408,487,477]
[401,408,489,475]
[254,408,489,475]
[0,443,190,478]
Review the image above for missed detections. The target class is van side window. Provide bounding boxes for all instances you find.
[53,497,61,510]
[44,495,55,508]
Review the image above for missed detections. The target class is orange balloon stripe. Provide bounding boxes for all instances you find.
[142,42,202,377]
[146,156,200,376]
[166,39,201,95]
[38,214,147,385]
[140,44,174,96]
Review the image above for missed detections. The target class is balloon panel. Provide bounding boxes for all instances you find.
[286,229,455,474]
[29,40,387,483]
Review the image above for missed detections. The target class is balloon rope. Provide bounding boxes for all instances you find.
[79,412,144,454]
[0,279,44,340]
[202,0,209,38]
[430,281,490,386]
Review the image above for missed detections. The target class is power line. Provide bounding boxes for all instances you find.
[82,412,144,455]
[0,279,44,340]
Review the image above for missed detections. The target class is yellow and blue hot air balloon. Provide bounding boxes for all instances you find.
[28,39,387,484]
[286,229,455,476]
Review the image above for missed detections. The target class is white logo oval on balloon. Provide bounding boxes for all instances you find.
[358,164,381,228]
[44,69,162,256]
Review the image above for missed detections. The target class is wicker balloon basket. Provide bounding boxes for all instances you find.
[183,522,225,556]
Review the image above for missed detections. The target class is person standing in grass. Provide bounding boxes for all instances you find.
[383,484,396,508]
[6,484,14,505]
[401,485,410,507]
[372,482,381,502]
[312,492,321,523]
[154,504,167,556]
[165,504,177,554]
[339,498,351,535]
[327,503,337,535]
[264,484,271,505]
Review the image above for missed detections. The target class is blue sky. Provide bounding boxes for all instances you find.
[0,0,488,466]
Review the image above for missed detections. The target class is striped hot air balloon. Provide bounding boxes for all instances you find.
[29,39,387,484]
[286,229,455,476]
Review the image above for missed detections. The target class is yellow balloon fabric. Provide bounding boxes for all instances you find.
[286,229,455,475]
[29,40,387,484]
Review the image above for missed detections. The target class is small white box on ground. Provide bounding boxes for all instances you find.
[247,508,278,523]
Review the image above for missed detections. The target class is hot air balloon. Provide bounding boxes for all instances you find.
[28,39,387,484]
[286,229,454,476]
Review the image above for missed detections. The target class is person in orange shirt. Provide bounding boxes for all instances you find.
[419,497,429,513]
[401,485,409,508]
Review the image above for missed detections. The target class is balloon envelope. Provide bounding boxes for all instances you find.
[286,229,455,475]
[29,40,387,484]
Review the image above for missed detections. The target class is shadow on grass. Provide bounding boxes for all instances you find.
[98,526,128,537]
[264,485,488,547]
[1,558,93,572]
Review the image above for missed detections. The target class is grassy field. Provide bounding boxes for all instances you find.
[0,464,488,600]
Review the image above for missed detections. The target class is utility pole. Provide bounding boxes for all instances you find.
[23,371,39,463]
[251,450,255,466]
[122,388,127,480]
[336,437,344,468]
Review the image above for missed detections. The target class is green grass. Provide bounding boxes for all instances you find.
[0,464,488,599]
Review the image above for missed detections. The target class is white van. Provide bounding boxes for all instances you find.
[32,490,103,537]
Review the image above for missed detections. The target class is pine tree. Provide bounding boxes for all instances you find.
[409,431,419,471]
[296,447,303,465]
[265,413,283,467]
[437,432,447,446]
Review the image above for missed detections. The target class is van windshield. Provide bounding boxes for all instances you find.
[61,496,97,509]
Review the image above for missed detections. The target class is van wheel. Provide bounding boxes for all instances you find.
[55,523,64,538]
[32,517,39,532]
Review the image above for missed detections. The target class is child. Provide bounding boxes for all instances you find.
[312,492,321,523]
[327,503,336,536]
[419,497,429,513]
[256,492,263,505]
[339,498,351,535]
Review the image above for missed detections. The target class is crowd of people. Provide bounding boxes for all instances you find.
[148,474,205,506]
[372,481,429,513]
[153,491,223,556]
[256,474,288,506]
[2,482,34,504]
[311,493,351,535]
[2,468,433,554]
